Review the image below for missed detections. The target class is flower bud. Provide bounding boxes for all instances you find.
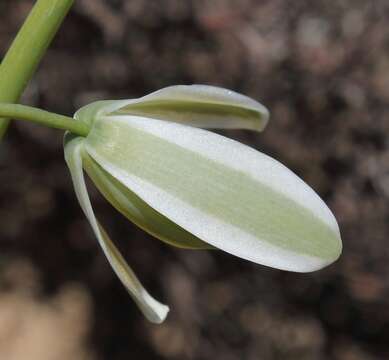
[64,85,342,323]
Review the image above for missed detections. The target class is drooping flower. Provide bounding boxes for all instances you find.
[64,85,342,323]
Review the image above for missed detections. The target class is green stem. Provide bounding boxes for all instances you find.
[0,0,74,140]
[0,103,89,137]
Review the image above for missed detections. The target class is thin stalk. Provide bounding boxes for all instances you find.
[0,103,89,137]
[0,0,74,139]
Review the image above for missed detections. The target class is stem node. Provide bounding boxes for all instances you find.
[0,0,74,140]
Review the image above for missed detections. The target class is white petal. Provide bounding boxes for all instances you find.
[64,134,169,323]
[98,85,269,131]
[82,151,212,250]
[85,116,342,273]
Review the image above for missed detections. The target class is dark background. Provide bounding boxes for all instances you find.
[1,1,389,359]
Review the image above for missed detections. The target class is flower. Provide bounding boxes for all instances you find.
[64,85,342,323]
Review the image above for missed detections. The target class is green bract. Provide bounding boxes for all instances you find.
[64,84,342,324]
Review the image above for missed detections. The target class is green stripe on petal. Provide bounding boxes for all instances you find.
[84,85,269,131]
[64,133,169,323]
[82,151,212,250]
[85,115,342,272]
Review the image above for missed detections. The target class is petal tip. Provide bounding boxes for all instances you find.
[141,292,170,324]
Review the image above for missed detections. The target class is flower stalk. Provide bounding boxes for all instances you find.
[0,103,89,137]
[0,0,74,140]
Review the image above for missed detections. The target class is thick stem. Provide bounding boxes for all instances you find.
[0,0,74,139]
[0,103,89,137]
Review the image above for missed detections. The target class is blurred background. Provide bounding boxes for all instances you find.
[0,0,389,359]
